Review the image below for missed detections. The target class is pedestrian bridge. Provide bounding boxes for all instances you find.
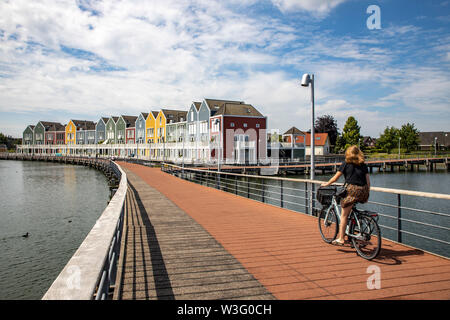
[24,157,448,300]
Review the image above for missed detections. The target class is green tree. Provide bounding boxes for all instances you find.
[335,116,363,152]
[398,123,419,153]
[376,126,399,153]
[0,132,7,145]
[315,115,339,147]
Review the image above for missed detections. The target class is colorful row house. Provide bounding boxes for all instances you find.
[20,98,268,164]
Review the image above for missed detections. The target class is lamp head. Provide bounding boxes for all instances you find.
[301,73,311,87]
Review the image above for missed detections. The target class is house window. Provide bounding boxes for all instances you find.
[243,123,248,128]
[230,122,235,128]
[212,119,220,132]
[256,124,260,128]
[191,112,194,121]
[200,122,208,134]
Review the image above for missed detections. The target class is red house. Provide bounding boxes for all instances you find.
[42,122,65,145]
[210,102,266,164]
[122,116,137,144]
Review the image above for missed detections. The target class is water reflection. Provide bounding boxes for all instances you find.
[0,160,109,300]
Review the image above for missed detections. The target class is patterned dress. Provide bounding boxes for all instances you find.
[340,184,370,208]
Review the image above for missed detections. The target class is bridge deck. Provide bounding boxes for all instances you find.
[115,162,450,300]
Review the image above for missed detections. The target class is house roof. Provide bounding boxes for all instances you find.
[161,109,188,123]
[121,115,138,128]
[213,103,264,117]
[283,127,305,135]
[151,111,159,118]
[296,133,329,146]
[419,131,450,146]
[101,117,109,124]
[72,120,96,130]
[40,121,65,132]
[204,98,244,116]
[141,112,149,119]
[193,102,201,111]
[363,136,377,145]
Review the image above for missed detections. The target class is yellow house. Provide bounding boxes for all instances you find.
[144,111,159,157]
[156,110,166,144]
[65,120,76,145]
[145,111,159,144]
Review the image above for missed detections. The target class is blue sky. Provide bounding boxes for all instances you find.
[0,0,449,138]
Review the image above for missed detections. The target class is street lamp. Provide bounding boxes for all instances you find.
[301,73,315,216]
[434,137,437,156]
[301,73,315,181]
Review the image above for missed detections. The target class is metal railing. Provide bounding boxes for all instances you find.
[42,160,127,300]
[162,164,450,258]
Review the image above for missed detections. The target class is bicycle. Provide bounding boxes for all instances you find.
[316,186,382,260]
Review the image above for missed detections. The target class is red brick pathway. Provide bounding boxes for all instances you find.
[118,162,450,300]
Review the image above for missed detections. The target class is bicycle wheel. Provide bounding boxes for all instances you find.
[318,207,339,243]
[350,214,381,260]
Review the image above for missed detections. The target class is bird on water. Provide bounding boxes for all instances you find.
[22,232,29,238]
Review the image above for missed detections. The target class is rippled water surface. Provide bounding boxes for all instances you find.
[0,160,109,300]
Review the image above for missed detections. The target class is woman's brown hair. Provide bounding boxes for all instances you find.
[345,145,365,165]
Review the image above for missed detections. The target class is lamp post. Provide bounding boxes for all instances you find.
[434,137,437,156]
[301,73,315,181]
[301,73,315,216]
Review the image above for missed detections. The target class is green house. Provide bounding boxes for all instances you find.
[105,116,119,144]
[33,122,46,145]
[23,125,35,145]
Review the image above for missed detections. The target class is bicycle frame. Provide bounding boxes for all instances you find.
[323,196,363,240]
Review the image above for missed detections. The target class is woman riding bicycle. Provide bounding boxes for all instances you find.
[321,145,370,246]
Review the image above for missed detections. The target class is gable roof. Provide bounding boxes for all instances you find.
[140,112,149,120]
[72,120,96,131]
[204,98,244,116]
[283,127,305,135]
[161,109,188,123]
[121,115,138,128]
[193,102,201,111]
[419,131,450,146]
[214,103,264,117]
[39,121,65,132]
[296,133,329,146]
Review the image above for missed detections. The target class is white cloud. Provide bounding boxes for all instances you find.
[0,0,448,138]
[271,0,349,17]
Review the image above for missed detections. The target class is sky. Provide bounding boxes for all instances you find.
[0,0,449,138]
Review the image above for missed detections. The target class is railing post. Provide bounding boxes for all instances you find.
[235,175,238,195]
[262,179,265,203]
[305,182,309,215]
[397,193,402,243]
[280,180,284,208]
[247,178,250,198]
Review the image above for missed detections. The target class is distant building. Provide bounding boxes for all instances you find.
[296,132,331,156]
[0,144,7,152]
[363,136,377,148]
[418,132,450,151]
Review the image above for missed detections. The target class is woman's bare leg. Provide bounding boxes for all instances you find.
[337,204,353,242]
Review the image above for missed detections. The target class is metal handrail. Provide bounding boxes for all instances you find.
[163,163,450,258]
[42,160,127,300]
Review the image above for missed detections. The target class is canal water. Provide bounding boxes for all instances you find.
[0,160,109,300]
